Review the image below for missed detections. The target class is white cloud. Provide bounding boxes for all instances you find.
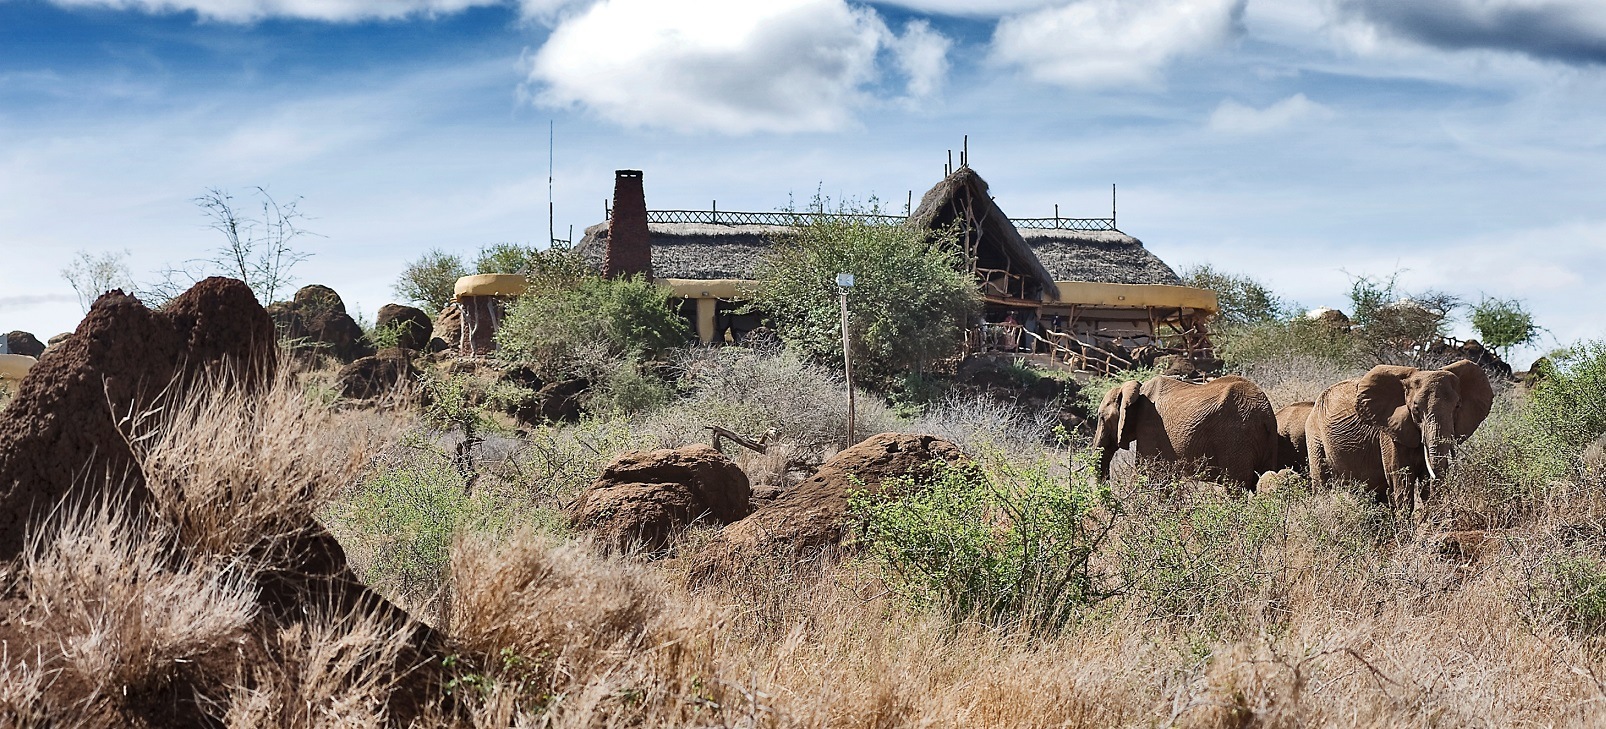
[525,0,950,134]
[872,0,1062,15]
[1336,0,1606,65]
[1208,93,1333,134]
[990,0,1247,88]
[46,0,500,22]
[890,20,951,100]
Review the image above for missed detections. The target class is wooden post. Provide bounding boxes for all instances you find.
[840,287,855,447]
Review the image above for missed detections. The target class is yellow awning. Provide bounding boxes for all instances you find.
[454,273,529,300]
[0,354,36,382]
[1048,281,1218,313]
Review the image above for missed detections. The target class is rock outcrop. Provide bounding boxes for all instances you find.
[3,331,44,358]
[690,433,966,578]
[434,303,462,351]
[336,347,420,401]
[376,303,433,352]
[267,284,373,363]
[571,444,751,553]
[0,279,276,558]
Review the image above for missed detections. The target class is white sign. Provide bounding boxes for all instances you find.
[836,273,855,288]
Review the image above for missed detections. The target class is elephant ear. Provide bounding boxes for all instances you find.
[1443,359,1494,440]
[1116,379,1142,444]
[1356,365,1416,440]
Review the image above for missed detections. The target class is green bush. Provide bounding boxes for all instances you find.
[1531,555,1606,636]
[1117,484,1290,633]
[331,453,564,601]
[1505,341,1606,484]
[494,275,688,375]
[1179,264,1291,329]
[1218,318,1360,369]
[394,248,469,312]
[851,454,1118,633]
[750,204,980,388]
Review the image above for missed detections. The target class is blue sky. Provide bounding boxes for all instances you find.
[4,0,1605,366]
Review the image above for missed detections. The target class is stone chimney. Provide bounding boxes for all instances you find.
[604,169,653,281]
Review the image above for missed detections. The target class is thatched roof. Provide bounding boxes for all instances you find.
[1018,229,1182,286]
[576,167,1183,294]
[577,222,790,280]
[908,167,1060,300]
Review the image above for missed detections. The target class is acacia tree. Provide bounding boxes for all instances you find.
[1470,296,1541,359]
[60,249,134,312]
[1346,271,1459,366]
[194,187,315,305]
[750,208,981,388]
[394,249,468,312]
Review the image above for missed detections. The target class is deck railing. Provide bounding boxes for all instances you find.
[608,208,1117,231]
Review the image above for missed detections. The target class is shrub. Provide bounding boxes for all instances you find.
[852,455,1119,633]
[749,203,981,388]
[1179,264,1291,329]
[1505,341,1606,484]
[394,248,468,312]
[474,242,537,275]
[642,346,895,455]
[1219,318,1361,370]
[331,450,565,603]
[1117,483,1291,634]
[1524,553,1606,637]
[495,275,688,375]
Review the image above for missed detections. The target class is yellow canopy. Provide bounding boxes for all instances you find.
[454,274,528,300]
[0,354,36,382]
[1049,281,1218,313]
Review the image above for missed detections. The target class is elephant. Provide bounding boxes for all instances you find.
[1306,359,1494,507]
[1093,375,1280,490]
[1274,401,1315,473]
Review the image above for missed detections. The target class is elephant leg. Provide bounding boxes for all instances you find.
[1308,436,1326,489]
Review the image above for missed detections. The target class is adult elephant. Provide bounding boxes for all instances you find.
[1274,401,1315,473]
[1094,375,1279,490]
[1307,359,1494,507]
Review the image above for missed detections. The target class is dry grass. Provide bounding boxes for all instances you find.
[11,349,1606,727]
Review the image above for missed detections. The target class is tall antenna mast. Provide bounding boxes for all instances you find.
[548,120,556,246]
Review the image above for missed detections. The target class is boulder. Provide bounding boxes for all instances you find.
[434,303,463,351]
[689,433,967,579]
[376,303,433,351]
[3,331,44,358]
[266,284,373,363]
[538,377,589,423]
[570,444,752,553]
[45,332,72,350]
[336,348,420,401]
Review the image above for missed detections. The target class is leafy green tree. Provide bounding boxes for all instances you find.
[1179,264,1289,329]
[516,239,594,293]
[474,243,537,275]
[495,275,688,373]
[750,208,981,387]
[1470,296,1541,358]
[394,248,468,312]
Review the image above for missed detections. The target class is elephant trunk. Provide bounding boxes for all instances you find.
[1098,445,1115,481]
[1422,421,1453,481]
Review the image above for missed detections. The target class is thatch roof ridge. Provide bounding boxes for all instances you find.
[578,221,792,281]
[1018,228,1182,286]
[908,167,1060,299]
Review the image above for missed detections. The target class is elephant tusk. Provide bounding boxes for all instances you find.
[1424,443,1438,481]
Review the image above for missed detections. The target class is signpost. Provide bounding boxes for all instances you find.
[837,272,855,446]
